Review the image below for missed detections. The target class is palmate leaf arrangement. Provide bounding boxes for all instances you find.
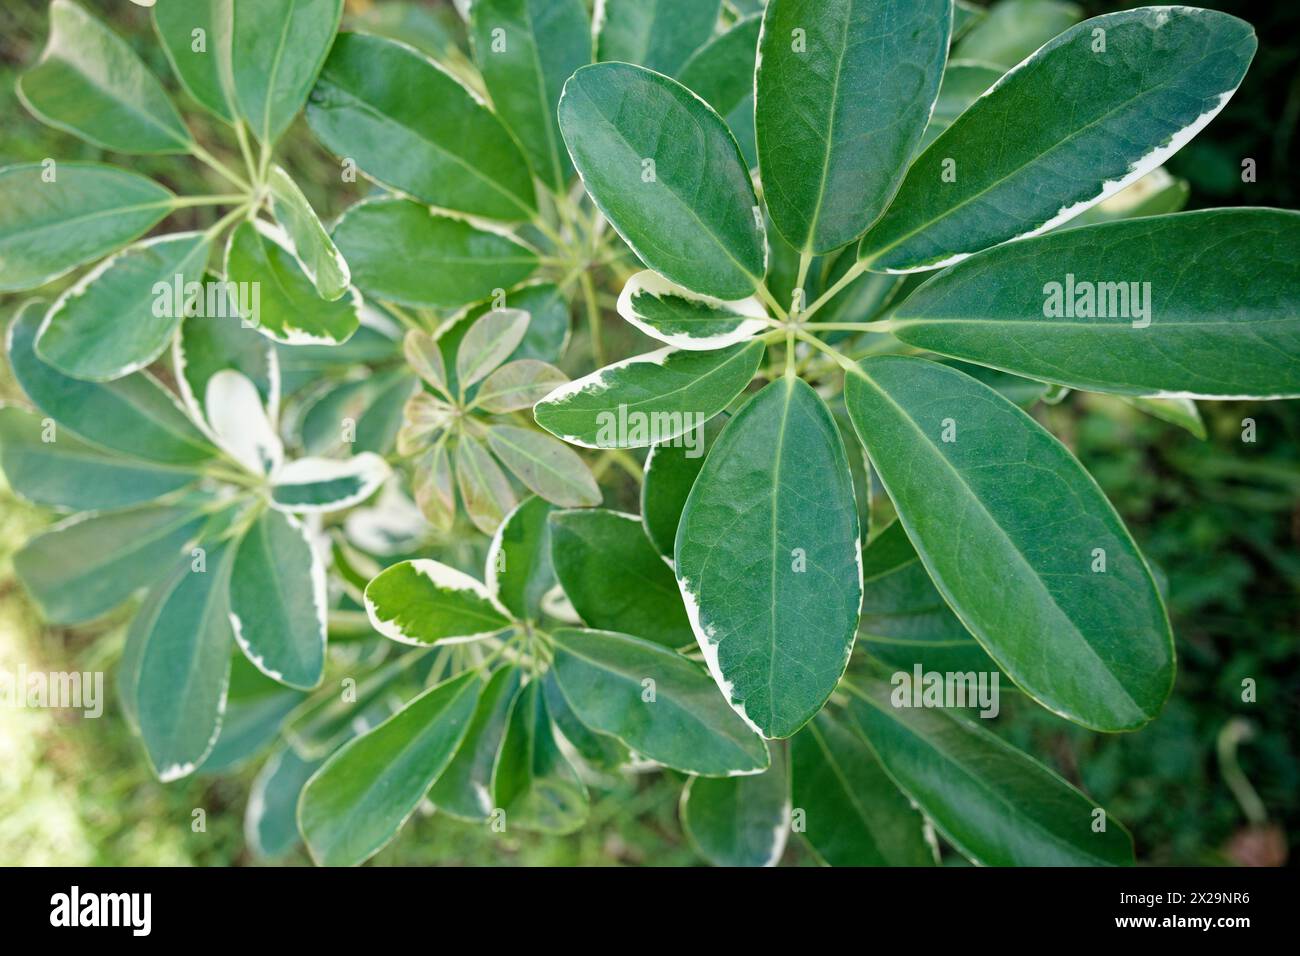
[1,0,1296,867]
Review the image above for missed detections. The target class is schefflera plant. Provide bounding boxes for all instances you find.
[512,0,1296,866]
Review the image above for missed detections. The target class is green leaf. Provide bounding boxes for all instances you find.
[332,198,537,309]
[858,521,1000,675]
[18,0,191,153]
[175,304,279,429]
[0,163,175,292]
[307,32,537,220]
[246,745,322,859]
[0,404,195,511]
[756,0,951,254]
[888,209,1300,399]
[678,13,762,168]
[1123,396,1206,440]
[200,658,306,773]
[485,425,600,507]
[8,302,215,465]
[843,356,1174,730]
[676,377,862,739]
[456,308,531,389]
[469,0,590,192]
[455,435,517,534]
[15,499,210,625]
[429,666,522,821]
[404,329,450,397]
[414,441,456,532]
[463,281,572,365]
[791,710,933,866]
[681,749,790,867]
[232,0,343,146]
[541,670,629,770]
[491,680,589,834]
[299,671,482,866]
[558,62,766,299]
[919,61,1002,151]
[152,0,236,122]
[487,496,557,622]
[120,541,236,781]
[533,340,763,448]
[617,270,769,350]
[365,558,513,647]
[953,0,1082,69]
[846,675,1135,865]
[35,233,210,382]
[640,415,725,559]
[858,8,1257,272]
[268,165,351,301]
[225,220,362,345]
[1060,167,1190,230]
[230,509,326,689]
[550,509,693,648]
[269,453,390,512]
[550,628,770,776]
[596,0,722,76]
[300,370,415,457]
[475,360,567,414]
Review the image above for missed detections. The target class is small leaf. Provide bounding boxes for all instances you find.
[365,558,513,646]
[550,627,770,776]
[486,424,600,508]
[559,63,766,299]
[270,453,390,513]
[0,404,195,511]
[617,270,769,351]
[246,745,322,859]
[953,0,1082,69]
[791,710,933,866]
[491,680,589,834]
[1123,396,1206,440]
[298,671,482,866]
[307,32,536,219]
[534,341,763,449]
[677,377,862,739]
[0,163,174,292]
[268,165,350,301]
[413,442,456,532]
[225,220,362,345]
[596,0,721,76]
[455,435,517,534]
[429,666,522,821]
[403,329,450,397]
[888,209,1300,399]
[469,0,590,192]
[846,675,1135,866]
[858,8,1257,271]
[174,301,279,429]
[456,308,531,389]
[475,360,567,414]
[332,198,538,309]
[843,356,1173,731]
[756,0,951,253]
[462,281,572,365]
[487,496,557,622]
[36,232,210,382]
[550,509,692,647]
[541,670,629,771]
[19,0,191,153]
[681,750,790,867]
[678,13,762,168]
[230,509,327,689]
[152,0,236,122]
[205,370,283,475]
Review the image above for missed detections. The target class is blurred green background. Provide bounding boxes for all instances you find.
[0,0,1295,866]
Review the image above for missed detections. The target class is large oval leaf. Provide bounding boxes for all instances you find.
[843,356,1173,731]
[549,628,769,776]
[681,752,790,867]
[678,13,762,168]
[549,509,693,648]
[0,163,174,292]
[756,0,951,254]
[364,559,513,647]
[307,32,536,220]
[332,198,538,309]
[846,675,1135,866]
[469,0,590,192]
[298,671,482,866]
[559,62,766,299]
[857,8,1257,272]
[533,341,763,449]
[888,209,1300,399]
[676,377,862,739]
[36,232,210,381]
[18,0,192,153]
[152,0,236,122]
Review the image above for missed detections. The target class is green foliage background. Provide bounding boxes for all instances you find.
[0,0,1295,866]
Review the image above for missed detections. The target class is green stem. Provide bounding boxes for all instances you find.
[579,270,605,367]
[756,282,789,321]
[171,193,250,208]
[801,257,871,322]
[189,141,252,192]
